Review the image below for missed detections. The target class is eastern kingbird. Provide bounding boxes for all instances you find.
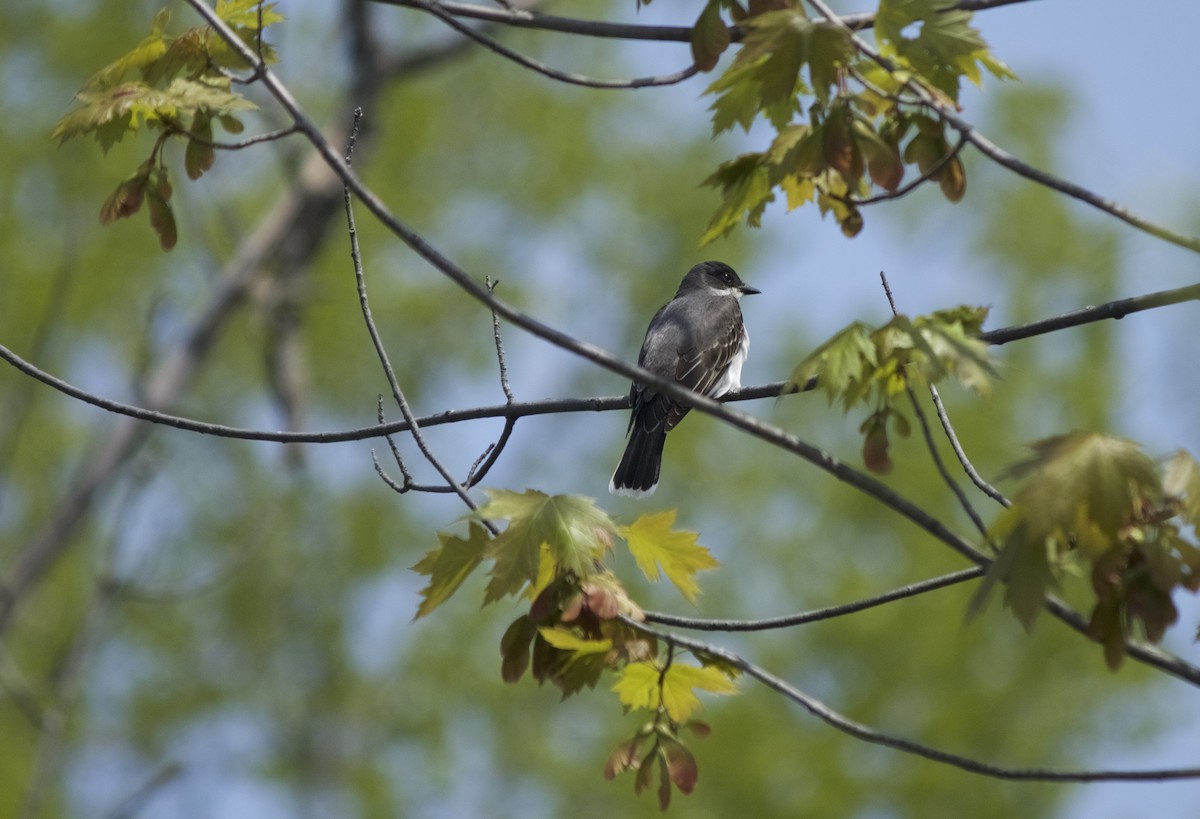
[609,261,760,497]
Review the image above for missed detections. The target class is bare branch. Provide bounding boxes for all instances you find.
[403,0,699,88]
[978,282,1200,345]
[101,763,184,819]
[644,567,983,631]
[2,278,1195,446]
[627,617,1200,783]
[342,108,482,513]
[928,383,1011,507]
[486,277,515,403]
[166,123,299,150]
[370,0,1032,43]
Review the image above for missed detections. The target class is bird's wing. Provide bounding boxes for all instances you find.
[675,301,743,398]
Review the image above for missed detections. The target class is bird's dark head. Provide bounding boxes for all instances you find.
[678,261,761,298]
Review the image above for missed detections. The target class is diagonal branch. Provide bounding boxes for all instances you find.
[2,281,1195,447]
[627,617,1200,783]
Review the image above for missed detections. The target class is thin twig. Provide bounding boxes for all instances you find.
[645,567,983,631]
[343,108,484,516]
[408,0,700,89]
[625,617,1200,783]
[486,277,514,402]
[166,123,299,150]
[838,134,967,207]
[101,763,184,819]
[0,339,787,442]
[928,383,1011,507]
[880,273,991,539]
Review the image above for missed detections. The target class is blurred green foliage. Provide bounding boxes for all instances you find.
[0,2,1183,819]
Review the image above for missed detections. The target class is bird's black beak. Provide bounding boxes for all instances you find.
[740,284,762,295]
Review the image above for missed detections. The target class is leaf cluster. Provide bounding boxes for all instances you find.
[974,436,1200,669]
[789,305,994,473]
[51,2,282,249]
[415,491,733,809]
[692,0,1012,243]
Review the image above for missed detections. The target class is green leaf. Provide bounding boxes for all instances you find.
[216,0,285,28]
[475,490,617,603]
[1003,432,1160,539]
[660,663,739,723]
[977,433,1166,632]
[911,310,995,395]
[185,115,216,180]
[707,66,763,134]
[538,627,612,654]
[612,661,660,714]
[691,1,731,72]
[620,510,720,604]
[612,662,739,724]
[411,521,491,618]
[788,321,877,405]
[875,0,1013,101]
[699,153,773,245]
[1163,450,1200,524]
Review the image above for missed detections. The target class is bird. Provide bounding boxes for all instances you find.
[609,261,759,497]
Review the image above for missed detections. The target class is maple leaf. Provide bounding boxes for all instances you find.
[1164,450,1200,524]
[475,490,617,604]
[621,510,719,604]
[974,432,1163,631]
[612,662,738,724]
[411,521,490,619]
[788,321,877,406]
[875,0,1014,100]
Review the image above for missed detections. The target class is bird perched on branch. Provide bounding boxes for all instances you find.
[610,261,759,497]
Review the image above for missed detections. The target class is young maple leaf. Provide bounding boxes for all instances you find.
[1164,450,1200,524]
[620,510,719,604]
[612,662,738,724]
[973,432,1163,631]
[475,490,617,603]
[410,521,490,619]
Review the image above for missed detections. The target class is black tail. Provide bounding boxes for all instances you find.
[609,424,668,497]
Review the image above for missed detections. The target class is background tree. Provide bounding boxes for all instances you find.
[1,1,1198,818]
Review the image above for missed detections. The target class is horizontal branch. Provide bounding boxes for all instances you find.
[979,281,1200,345]
[369,0,1029,44]
[3,280,1194,443]
[629,617,1200,783]
[645,567,983,631]
[404,0,699,89]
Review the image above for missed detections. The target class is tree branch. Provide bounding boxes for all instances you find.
[627,617,1200,783]
[343,108,483,513]
[644,567,983,631]
[804,0,1200,254]
[978,282,1200,345]
[406,0,699,88]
